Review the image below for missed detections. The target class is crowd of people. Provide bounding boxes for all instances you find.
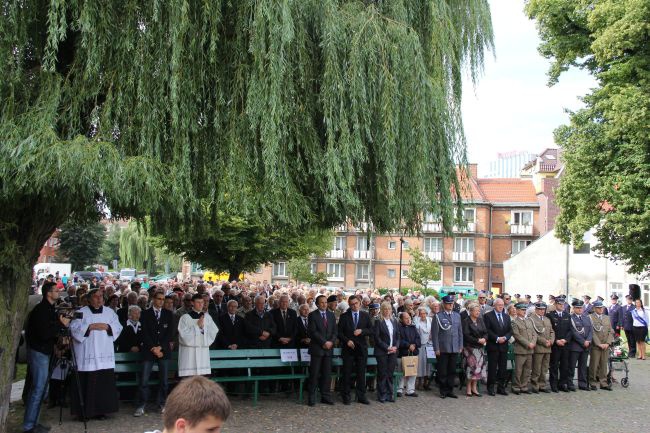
[21,273,649,432]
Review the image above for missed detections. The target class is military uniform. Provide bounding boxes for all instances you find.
[569,300,593,391]
[431,296,463,398]
[530,304,555,392]
[510,304,536,394]
[547,299,573,392]
[589,302,615,390]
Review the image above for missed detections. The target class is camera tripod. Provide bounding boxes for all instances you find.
[47,329,87,433]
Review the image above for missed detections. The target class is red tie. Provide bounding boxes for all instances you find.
[322,312,328,328]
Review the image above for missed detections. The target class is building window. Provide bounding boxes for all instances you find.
[463,208,476,222]
[424,212,440,222]
[388,240,397,250]
[454,266,474,283]
[356,236,369,251]
[454,237,474,253]
[273,262,287,277]
[402,240,410,250]
[387,268,396,278]
[327,263,344,280]
[356,264,369,280]
[254,265,263,274]
[401,268,409,279]
[512,240,532,255]
[609,282,622,298]
[511,210,533,226]
[333,236,346,251]
[423,237,443,252]
[310,262,317,274]
[573,243,591,254]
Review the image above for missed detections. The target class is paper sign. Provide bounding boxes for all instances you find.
[426,345,436,359]
[300,348,311,363]
[280,349,298,363]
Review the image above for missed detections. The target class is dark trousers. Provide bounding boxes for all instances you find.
[140,358,169,407]
[487,349,508,390]
[375,353,397,401]
[624,329,637,356]
[569,350,589,388]
[436,352,458,396]
[549,345,571,389]
[308,355,332,402]
[341,351,367,400]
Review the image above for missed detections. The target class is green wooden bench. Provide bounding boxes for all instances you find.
[208,349,306,406]
[114,352,179,388]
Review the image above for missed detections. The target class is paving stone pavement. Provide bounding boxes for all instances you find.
[8,358,650,433]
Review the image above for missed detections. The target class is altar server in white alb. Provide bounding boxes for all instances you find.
[70,288,123,419]
[178,293,219,376]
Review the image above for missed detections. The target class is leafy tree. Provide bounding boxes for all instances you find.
[57,221,105,271]
[0,1,493,425]
[119,221,157,274]
[407,248,441,289]
[160,215,332,282]
[287,257,330,285]
[526,0,650,274]
[99,223,122,269]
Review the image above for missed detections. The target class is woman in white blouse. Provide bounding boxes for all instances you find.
[414,307,432,390]
[632,299,648,360]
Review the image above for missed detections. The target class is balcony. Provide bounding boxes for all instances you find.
[510,224,533,235]
[453,251,474,262]
[334,224,348,232]
[453,222,476,233]
[422,222,442,232]
[353,250,372,259]
[325,249,345,259]
[353,222,369,232]
[424,251,442,261]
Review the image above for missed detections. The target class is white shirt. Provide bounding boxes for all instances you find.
[632,308,649,327]
[384,318,394,347]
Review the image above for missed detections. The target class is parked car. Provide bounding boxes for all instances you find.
[151,273,176,282]
[119,268,137,282]
[74,271,103,282]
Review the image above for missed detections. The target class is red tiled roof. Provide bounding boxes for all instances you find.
[476,178,537,203]
[456,167,486,202]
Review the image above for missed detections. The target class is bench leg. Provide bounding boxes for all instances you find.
[298,378,303,403]
[253,381,259,407]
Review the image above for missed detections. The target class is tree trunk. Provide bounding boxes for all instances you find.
[228,268,241,282]
[0,268,31,430]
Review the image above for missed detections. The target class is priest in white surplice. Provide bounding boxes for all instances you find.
[69,288,123,419]
[178,293,218,376]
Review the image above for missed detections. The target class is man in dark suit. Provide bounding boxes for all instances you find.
[215,300,244,349]
[547,296,573,392]
[484,298,512,396]
[208,290,226,322]
[622,295,637,358]
[117,291,138,326]
[136,290,174,417]
[244,295,277,348]
[307,295,336,406]
[271,294,297,348]
[296,304,311,349]
[338,295,373,405]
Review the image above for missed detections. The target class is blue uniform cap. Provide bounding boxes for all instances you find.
[592,300,604,308]
[442,295,454,304]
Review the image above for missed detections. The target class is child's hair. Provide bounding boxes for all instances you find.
[163,376,231,429]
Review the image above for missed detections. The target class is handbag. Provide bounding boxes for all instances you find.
[402,352,418,376]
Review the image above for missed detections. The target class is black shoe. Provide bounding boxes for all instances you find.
[358,398,371,405]
[307,399,315,407]
[579,386,590,391]
[590,385,597,390]
[440,393,447,399]
[321,398,335,405]
[36,424,52,431]
[539,388,551,393]
[551,387,558,393]
[497,389,508,396]
[377,398,386,403]
[472,391,482,397]
[568,387,577,392]
[600,386,612,391]
[488,389,496,396]
[447,393,458,399]
[406,392,418,397]
[387,398,395,403]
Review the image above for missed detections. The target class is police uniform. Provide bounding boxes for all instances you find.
[431,295,463,398]
[530,302,555,392]
[547,296,572,392]
[510,303,536,394]
[588,301,614,390]
[569,300,593,391]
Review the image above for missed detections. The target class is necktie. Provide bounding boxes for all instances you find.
[231,315,235,325]
[497,313,503,327]
[303,318,308,328]
[322,312,328,328]
[155,309,160,321]
[558,312,562,318]
[353,312,358,328]
[282,310,287,325]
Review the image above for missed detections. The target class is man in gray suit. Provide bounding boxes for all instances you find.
[478,291,493,316]
[431,295,463,399]
[568,299,593,391]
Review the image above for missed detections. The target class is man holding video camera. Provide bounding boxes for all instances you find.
[23,280,71,433]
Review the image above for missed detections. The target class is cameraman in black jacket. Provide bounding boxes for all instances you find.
[23,281,70,433]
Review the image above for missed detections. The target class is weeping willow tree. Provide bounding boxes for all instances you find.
[0,0,492,424]
[119,221,157,274]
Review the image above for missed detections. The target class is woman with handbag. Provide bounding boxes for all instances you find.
[397,312,421,397]
[374,302,400,403]
[462,301,488,397]
[414,307,433,390]
[632,299,648,360]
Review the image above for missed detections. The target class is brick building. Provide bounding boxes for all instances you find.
[520,148,564,236]
[37,229,60,263]
[246,165,539,294]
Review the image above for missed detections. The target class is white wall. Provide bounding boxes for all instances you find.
[504,229,646,299]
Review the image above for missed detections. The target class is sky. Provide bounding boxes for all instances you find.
[461,0,597,176]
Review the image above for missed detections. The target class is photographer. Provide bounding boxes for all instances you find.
[23,280,71,433]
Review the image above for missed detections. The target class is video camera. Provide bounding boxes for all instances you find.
[55,304,83,320]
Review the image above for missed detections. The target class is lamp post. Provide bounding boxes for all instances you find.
[398,237,404,293]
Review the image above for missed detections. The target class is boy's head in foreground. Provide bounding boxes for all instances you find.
[163,376,231,433]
